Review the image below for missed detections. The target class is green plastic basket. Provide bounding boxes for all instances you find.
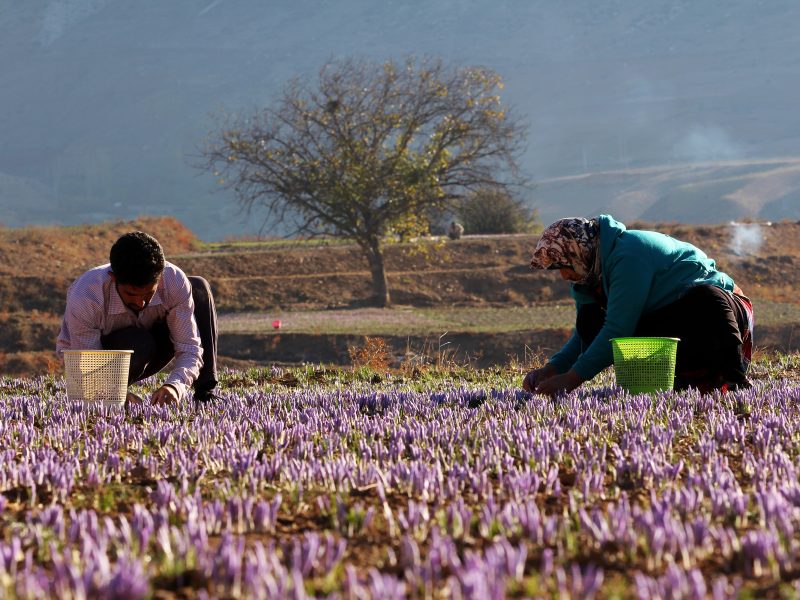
[610,337,679,394]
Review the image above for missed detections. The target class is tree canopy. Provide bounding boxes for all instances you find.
[204,56,527,306]
[457,188,539,235]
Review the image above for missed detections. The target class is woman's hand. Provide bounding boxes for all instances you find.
[534,369,584,398]
[522,363,559,393]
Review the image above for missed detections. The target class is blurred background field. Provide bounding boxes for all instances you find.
[220,301,800,336]
[2,217,800,376]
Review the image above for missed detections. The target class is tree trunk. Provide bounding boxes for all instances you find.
[364,243,391,307]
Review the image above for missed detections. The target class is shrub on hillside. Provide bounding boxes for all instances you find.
[348,337,391,372]
[456,189,539,235]
[0,351,61,377]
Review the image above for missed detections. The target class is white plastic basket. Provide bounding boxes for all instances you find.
[63,350,133,404]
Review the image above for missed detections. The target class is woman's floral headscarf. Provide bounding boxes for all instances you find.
[530,217,601,285]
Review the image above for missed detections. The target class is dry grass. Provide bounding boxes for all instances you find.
[0,216,198,279]
[348,337,391,371]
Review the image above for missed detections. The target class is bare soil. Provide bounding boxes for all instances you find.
[173,220,800,311]
[2,218,799,376]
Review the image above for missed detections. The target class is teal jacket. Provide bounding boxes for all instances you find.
[549,215,735,380]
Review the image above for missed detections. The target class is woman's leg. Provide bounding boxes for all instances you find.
[575,303,606,351]
[636,285,750,391]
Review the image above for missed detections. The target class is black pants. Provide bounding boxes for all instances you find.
[101,276,218,394]
[577,284,750,390]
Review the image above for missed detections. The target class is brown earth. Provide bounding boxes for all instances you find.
[1,217,799,376]
[173,220,800,311]
[0,216,198,312]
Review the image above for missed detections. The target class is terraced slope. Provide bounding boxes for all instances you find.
[1,219,799,374]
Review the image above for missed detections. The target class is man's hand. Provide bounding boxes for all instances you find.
[150,385,179,406]
[534,369,584,398]
[125,391,144,406]
[522,363,559,393]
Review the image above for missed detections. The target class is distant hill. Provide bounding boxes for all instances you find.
[535,158,800,224]
[2,0,800,238]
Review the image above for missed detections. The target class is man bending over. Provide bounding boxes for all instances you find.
[57,231,218,404]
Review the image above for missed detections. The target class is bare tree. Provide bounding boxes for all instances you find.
[203,56,526,306]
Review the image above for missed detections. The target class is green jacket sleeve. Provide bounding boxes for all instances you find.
[571,254,655,380]
[549,329,582,373]
[549,287,596,373]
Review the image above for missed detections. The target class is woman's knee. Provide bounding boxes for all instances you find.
[576,303,605,345]
[682,284,733,311]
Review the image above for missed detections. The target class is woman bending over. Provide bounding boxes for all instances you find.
[523,215,753,397]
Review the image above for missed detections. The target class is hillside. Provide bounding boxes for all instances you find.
[0,216,199,374]
[1,217,799,376]
[173,220,800,311]
[3,1,800,237]
[535,159,800,224]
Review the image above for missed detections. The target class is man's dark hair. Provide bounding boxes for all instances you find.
[109,232,165,286]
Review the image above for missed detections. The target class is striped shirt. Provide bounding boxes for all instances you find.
[56,262,202,399]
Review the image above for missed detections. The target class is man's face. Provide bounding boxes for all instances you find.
[110,273,159,313]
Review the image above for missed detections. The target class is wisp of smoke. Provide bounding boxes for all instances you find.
[728,222,763,256]
[672,126,743,162]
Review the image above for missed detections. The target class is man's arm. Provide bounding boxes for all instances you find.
[57,287,103,352]
[161,270,203,400]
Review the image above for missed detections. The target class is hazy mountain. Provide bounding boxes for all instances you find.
[1,0,799,239]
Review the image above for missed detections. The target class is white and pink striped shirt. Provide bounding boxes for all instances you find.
[56,262,202,399]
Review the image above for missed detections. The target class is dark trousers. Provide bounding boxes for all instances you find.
[101,276,218,394]
[577,284,750,390]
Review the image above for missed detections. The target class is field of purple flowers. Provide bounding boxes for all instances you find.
[1,354,800,599]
